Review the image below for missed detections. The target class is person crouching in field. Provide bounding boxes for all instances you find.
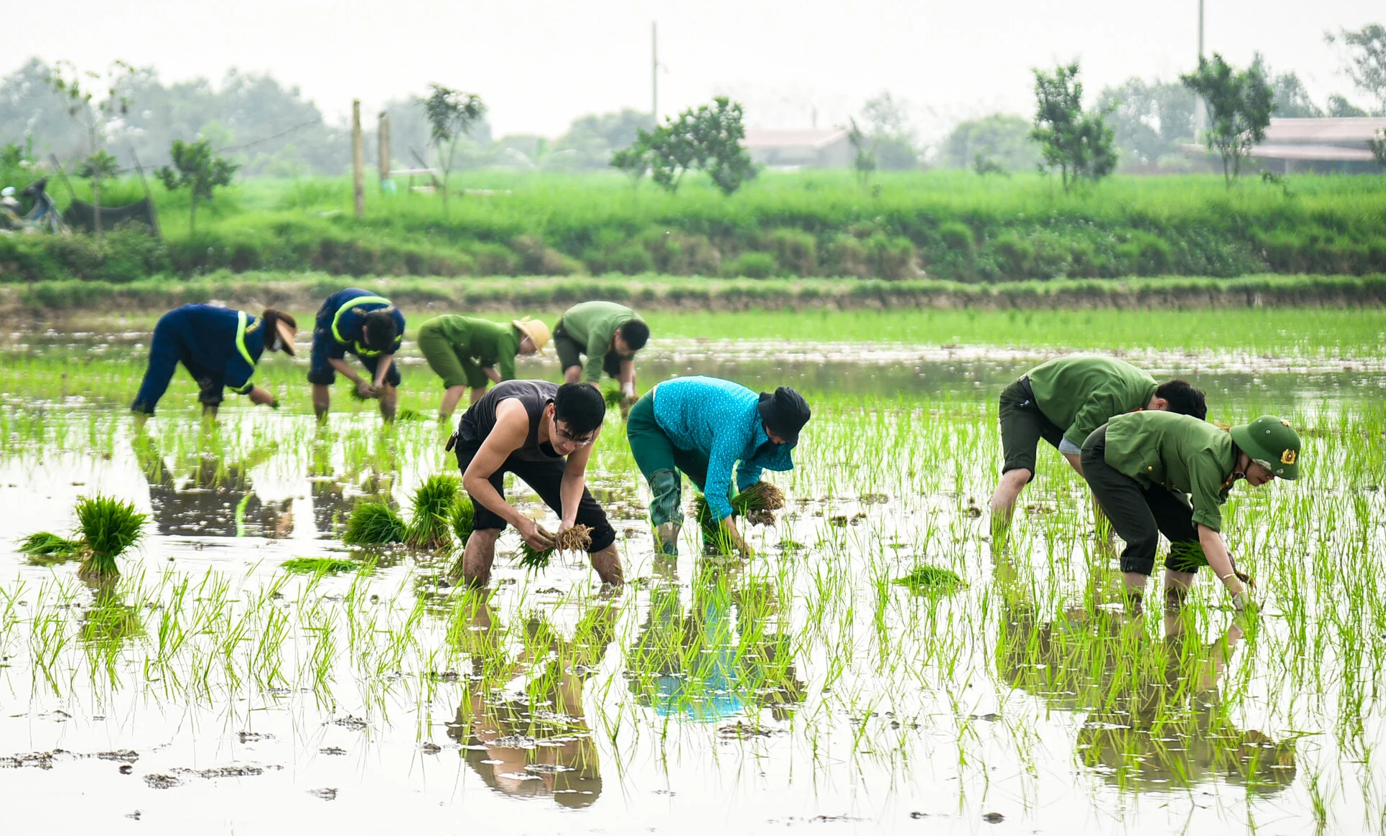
[308,288,405,422]
[626,376,810,557]
[553,301,649,405]
[449,380,623,588]
[990,355,1207,541]
[1081,411,1301,611]
[417,314,551,420]
[132,304,297,421]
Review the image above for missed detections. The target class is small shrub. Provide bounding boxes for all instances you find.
[723,251,777,279]
[825,235,870,278]
[767,228,818,276]
[868,234,917,280]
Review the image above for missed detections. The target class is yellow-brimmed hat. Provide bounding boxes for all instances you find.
[513,317,550,355]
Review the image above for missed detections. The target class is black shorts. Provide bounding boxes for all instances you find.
[453,437,616,553]
[552,322,621,379]
[1080,426,1208,575]
[998,377,1065,478]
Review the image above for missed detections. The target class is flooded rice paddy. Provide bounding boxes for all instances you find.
[0,320,1383,835]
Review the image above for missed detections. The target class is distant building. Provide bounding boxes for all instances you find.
[741,129,853,169]
[1248,117,1386,174]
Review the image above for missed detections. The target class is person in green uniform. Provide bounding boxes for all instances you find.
[1080,411,1301,610]
[417,315,552,419]
[553,301,649,399]
[989,355,1207,535]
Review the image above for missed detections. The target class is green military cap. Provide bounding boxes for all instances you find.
[1230,415,1301,480]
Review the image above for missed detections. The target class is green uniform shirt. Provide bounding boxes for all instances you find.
[558,301,642,383]
[421,315,521,380]
[1103,410,1236,531]
[1027,355,1159,449]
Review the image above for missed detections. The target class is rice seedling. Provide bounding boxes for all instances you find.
[281,557,360,575]
[49,495,147,580]
[451,495,475,543]
[17,532,86,561]
[893,565,965,595]
[517,524,591,572]
[404,474,462,550]
[342,502,407,546]
[694,481,786,549]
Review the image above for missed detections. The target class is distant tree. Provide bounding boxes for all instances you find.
[1327,95,1369,117]
[156,138,239,234]
[49,60,136,235]
[420,84,486,216]
[1181,54,1275,188]
[0,59,85,160]
[554,109,656,169]
[846,118,876,188]
[1326,24,1386,114]
[614,97,755,196]
[942,114,1039,171]
[1030,62,1117,191]
[860,91,918,169]
[1096,79,1197,167]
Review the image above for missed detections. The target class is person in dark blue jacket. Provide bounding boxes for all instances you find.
[308,288,406,421]
[132,305,298,420]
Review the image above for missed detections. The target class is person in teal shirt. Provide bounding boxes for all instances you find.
[625,376,810,557]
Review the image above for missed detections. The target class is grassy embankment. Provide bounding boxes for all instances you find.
[1,169,1384,285]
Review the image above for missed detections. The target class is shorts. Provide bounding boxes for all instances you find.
[418,323,488,389]
[999,377,1065,479]
[307,324,402,387]
[1080,426,1208,575]
[452,436,616,553]
[553,321,622,380]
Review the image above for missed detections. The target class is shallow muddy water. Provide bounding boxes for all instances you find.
[0,327,1383,835]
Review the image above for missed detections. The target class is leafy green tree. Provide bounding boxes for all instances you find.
[1180,54,1275,187]
[1326,24,1386,114]
[1327,95,1369,117]
[1096,79,1196,167]
[942,114,1039,171]
[1030,62,1117,191]
[49,60,135,235]
[156,138,239,233]
[846,118,876,188]
[420,84,486,216]
[613,97,755,196]
[860,91,918,169]
[554,109,655,169]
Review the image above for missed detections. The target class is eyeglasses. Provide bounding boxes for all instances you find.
[552,420,596,447]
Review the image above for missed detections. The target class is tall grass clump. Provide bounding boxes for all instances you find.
[74,495,147,579]
[405,474,461,550]
[343,502,406,546]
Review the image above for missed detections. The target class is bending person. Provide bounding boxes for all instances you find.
[627,376,810,557]
[990,355,1206,537]
[308,288,405,421]
[132,304,296,420]
[1080,411,1301,610]
[450,380,623,588]
[553,301,649,398]
[417,314,550,419]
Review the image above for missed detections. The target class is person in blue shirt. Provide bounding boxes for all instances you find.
[132,304,297,420]
[308,288,406,421]
[625,376,811,557]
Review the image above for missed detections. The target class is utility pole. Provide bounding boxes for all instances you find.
[1193,0,1207,141]
[352,99,365,218]
[652,21,658,120]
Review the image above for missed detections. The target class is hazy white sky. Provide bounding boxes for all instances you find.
[4,0,1380,141]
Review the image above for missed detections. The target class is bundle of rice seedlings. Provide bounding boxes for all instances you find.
[342,502,406,546]
[603,387,624,410]
[516,524,591,572]
[405,474,461,550]
[892,564,964,595]
[451,495,475,543]
[75,495,147,579]
[17,532,86,559]
[694,481,787,541]
[282,557,361,575]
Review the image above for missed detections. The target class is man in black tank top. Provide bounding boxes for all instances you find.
[449,380,622,587]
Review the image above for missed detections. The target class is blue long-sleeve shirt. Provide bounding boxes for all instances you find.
[652,376,796,521]
[132,305,267,413]
[321,288,405,358]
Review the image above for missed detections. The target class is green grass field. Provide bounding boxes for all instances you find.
[2,168,1384,284]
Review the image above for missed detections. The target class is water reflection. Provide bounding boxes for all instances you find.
[624,560,804,722]
[448,600,614,808]
[134,436,292,539]
[998,599,1296,795]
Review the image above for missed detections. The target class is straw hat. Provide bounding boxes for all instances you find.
[513,317,550,355]
[263,309,299,356]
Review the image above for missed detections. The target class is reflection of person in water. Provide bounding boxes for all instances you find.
[135,436,291,538]
[624,562,804,722]
[997,599,1296,795]
[447,600,614,808]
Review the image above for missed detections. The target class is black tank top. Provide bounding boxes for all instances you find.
[459,380,559,461]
